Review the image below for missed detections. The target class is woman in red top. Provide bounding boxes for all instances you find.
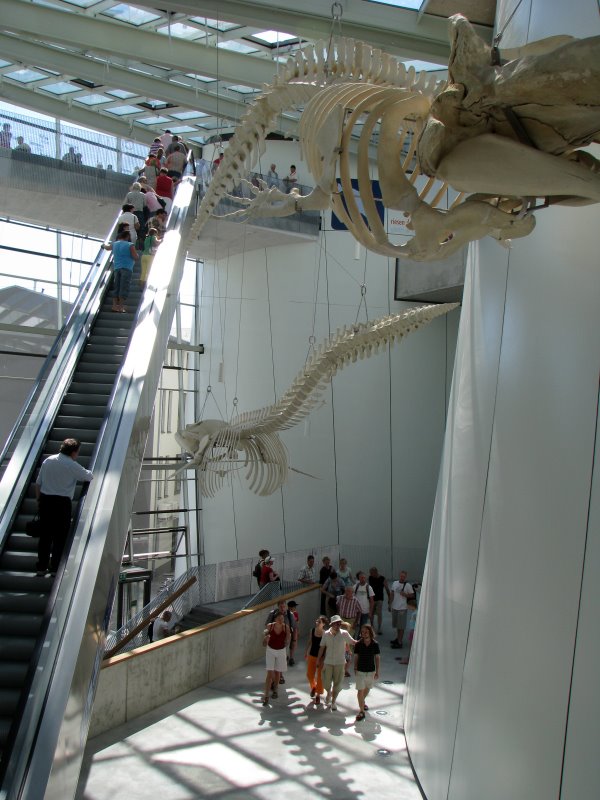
[259,558,279,587]
[262,611,289,706]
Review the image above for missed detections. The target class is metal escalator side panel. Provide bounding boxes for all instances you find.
[6,178,197,800]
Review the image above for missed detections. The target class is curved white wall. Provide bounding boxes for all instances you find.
[405,2,600,798]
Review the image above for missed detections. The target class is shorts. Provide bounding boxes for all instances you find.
[373,599,383,615]
[266,646,287,672]
[355,671,375,690]
[391,609,407,629]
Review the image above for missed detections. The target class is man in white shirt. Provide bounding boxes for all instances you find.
[353,571,375,628]
[152,610,176,640]
[389,570,414,648]
[318,615,357,710]
[35,438,93,576]
[298,554,316,584]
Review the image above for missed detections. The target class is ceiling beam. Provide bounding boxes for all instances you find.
[133,0,492,60]
[2,0,277,88]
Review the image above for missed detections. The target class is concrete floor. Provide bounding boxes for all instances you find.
[77,621,421,800]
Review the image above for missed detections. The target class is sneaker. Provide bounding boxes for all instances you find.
[314,695,321,705]
[310,688,316,698]
[262,697,269,706]
[279,676,285,684]
[391,642,401,649]
[377,630,383,635]
[271,690,278,699]
[288,658,295,666]
[390,638,399,645]
[331,703,337,711]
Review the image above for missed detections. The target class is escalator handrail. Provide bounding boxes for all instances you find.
[1,178,197,799]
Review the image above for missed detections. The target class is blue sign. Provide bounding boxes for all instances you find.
[331,178,385,231]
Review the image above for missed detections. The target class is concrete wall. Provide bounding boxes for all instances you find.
[195,195,459,576]
[90,586,320,738]
[404,2,600,799]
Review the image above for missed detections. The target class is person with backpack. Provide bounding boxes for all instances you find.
[389,569,415,649]
[253,549,269,588]
[353,571,375,629]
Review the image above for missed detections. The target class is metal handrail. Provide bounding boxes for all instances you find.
[104,575,198,659]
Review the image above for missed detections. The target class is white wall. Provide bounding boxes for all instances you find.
[196,198,459,571]
[405,3,600,798]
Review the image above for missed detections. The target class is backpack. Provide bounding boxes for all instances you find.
[253,561,262,580]
[147,620,155,643]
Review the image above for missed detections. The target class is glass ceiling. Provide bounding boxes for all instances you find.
[0,0,460,149]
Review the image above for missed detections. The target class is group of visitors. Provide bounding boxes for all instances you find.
[101,148,177,312]
[139,130,189,210]
[259,552,418,721]
[265,163,297,191]
[262,599,382,722]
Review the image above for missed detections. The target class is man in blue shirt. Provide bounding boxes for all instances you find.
[35,438,93,576]
[102,230,137,312]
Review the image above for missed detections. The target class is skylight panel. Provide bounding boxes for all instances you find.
[168,126,196,134]
[170,110,209,120]
[0,60,12,68]
[184,73,215,83]
[4,68,48,83]
[363,0,423,9]
[106,89,137,99]
[251,30,297,45]
[41,82,82,95]
[227,85,260,94]
[75,94,113,105]
[102,4,161,26]
[190,17,240,32]
[106,105,143,116]
[62,0,102,7]
[137,115,172,125]
[217,41,259,54]
[157,23,203,40]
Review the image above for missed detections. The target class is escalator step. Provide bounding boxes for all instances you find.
[47,428,99,444]
[7,534,37,554]
[19,498,37,516]
[68,381,114,394]
[0,716,14,745]
[0,662,30,687]
[75,365,120,378]
[0,573,54,592]
[0,593,49,615]
[0,637,38,661]
[78,353,124,366]
[89,334,130,346]
[63,391,112,406]
[0,689,21,716]
[0,614,43,638]
[54,416,104,431]
[0,552,38,573]
[60,404,108,419]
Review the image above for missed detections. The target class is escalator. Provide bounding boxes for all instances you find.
[0,177,196,799]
